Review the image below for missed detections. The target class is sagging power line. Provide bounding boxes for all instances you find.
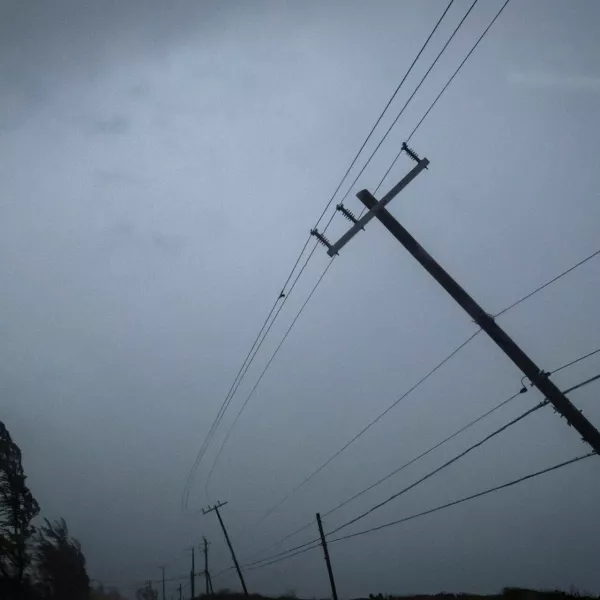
[181,0,459,509]
[228,448,597,575]
[375,0,512,195]
[244,239,600,560]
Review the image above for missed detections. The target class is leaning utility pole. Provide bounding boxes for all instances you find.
[159,566,166,600]
[202,536,214,595]
[312,142,600,455]
[316,513,339,600]
[202,501,248,596]
[190,547,195,600]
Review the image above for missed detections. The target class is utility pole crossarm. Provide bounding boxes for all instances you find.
[319,148,429,257]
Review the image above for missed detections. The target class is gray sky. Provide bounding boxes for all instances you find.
[1,1,600,598]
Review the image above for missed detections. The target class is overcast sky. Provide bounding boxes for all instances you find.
[2,1,600,598]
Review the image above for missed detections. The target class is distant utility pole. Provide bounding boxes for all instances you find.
[314,142,600,455]
[202,501,248,596]
[316,513,338,600]
[178,583,182,600]
[159,566,166,600]
[202,536,214,595]
[190,547,195,600]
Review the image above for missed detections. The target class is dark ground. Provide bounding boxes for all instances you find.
[202,588,599,600]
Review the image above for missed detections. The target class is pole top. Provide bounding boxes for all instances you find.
[201,500,228,515]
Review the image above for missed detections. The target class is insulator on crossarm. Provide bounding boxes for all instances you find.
[310,228,334,252]
[336,204,359,224]
[402,142,422,163]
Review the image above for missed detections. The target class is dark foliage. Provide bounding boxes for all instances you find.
[135,584,159,600]
[34,517,90,600]
[0,420,41,598]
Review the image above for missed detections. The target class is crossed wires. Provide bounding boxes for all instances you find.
[183,0,465,509]
[240,242,600,556]
[240,367,600,571]
[203,0,515,509]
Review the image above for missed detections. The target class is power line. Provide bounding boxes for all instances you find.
[245,386,599,569]
[236,451,596,574]
[205,254,336,494]
[552,347,600,375]
[186,1,462,505]
[246,346,600,561]
[327,451,596,545]
[562,372,600,396]
[184,372,599,581]
[340,0,480,208]
[242,329,481,538]
[183,5,459,505]
[183,238,321,508]
[494,248,600,318]
[313,0,456,230]
[326,399,547,537]
[375,0,512,194]
[244,395,544,568]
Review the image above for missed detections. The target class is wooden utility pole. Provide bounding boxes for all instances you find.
[202,537,213,595]
[190,547,195,600]
[159,566,166,600]
[316,513,339,600]
[178,583,182,600]
[202,502,248,596]
[317,142,600,456]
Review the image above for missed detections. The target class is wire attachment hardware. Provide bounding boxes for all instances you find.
[402,142,424,164]
[336,204,360,225]
[310,228,336,254]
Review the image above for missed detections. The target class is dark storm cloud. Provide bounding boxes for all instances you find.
[1,1,599,598]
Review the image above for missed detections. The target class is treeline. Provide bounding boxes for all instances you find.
[0,419,124,600]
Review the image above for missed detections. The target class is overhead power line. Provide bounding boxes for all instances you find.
[326,399,547,537]
[245,399,547,568]
[327,451,596,545]
[182,1,459,508]
[376,0,512,194]
[242,329,481,537]
[495,248,600,318]
[192,0,462,505]
[246,343,600,562]
[552,347,600,375]
[340,0,480,209]
[236,450,596,573]
[312,0,456,230]
[243,236,598,548]
[205,255,336,493]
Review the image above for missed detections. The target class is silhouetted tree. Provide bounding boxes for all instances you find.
[135,584,158,600]
[92,583,126,600]
[34,518,89,600]
[0,420,41,598]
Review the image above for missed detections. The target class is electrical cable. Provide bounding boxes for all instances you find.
[246,346,600,560]
[242,329,481,537]
[194,1,461,502]
[326,399,547,537]
[182,1,459,504]
[243,240,600,558]
[562,373,600,396]
[494,248,600,318]
[375,0,512,194]
[339,0,480,210]
[235,450,596,574]
[205,253,335,494]
[552,347,600,375]
[327,451,596,545]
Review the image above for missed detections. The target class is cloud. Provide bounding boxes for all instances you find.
[90,115,131,135]
[506,71,600,92]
